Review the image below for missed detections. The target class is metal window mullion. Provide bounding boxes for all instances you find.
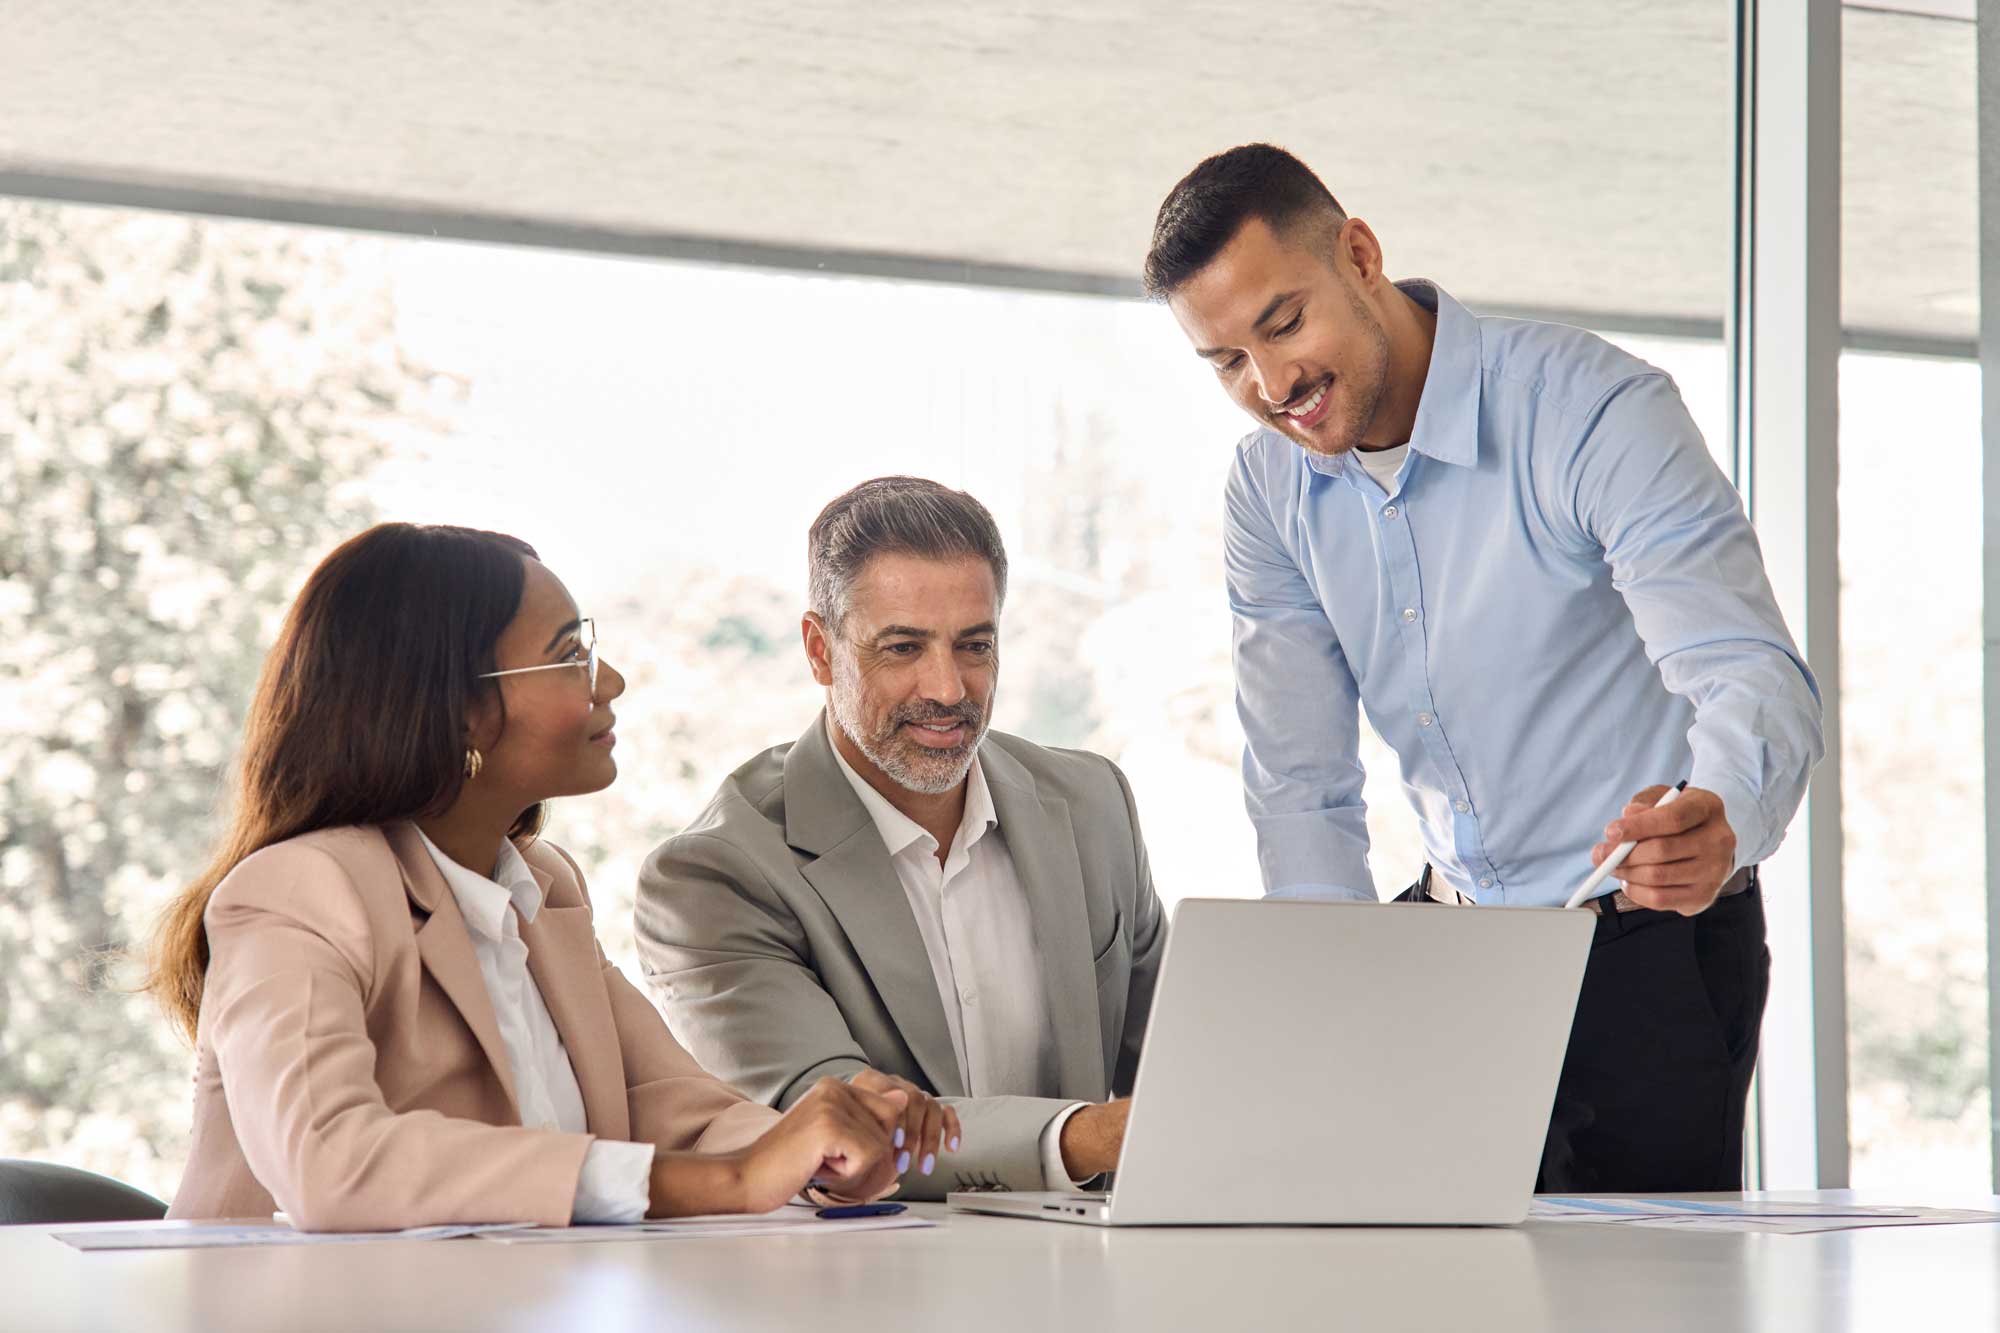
[1978,0,2000,1196]
[1734,0,1850,1190]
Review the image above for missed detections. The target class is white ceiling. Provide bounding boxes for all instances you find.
[0,2,1974,347]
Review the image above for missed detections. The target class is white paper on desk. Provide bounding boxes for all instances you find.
[55,1220,532,1251]
[1626,1207,2000,1236]
[480,1209,934,1244]
[1532,1197,1921,1222]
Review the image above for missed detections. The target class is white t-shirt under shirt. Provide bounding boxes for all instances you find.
[1352,442,1410,494]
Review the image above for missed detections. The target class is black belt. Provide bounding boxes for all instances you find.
[1584,864,1759,915]
[1412,863,1759,911]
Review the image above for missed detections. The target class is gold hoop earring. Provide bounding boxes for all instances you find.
[463,747,484,780]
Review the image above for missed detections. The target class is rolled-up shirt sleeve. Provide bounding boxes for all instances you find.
[1224,443,1376,901]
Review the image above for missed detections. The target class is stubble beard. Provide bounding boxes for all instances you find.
[1278,286,1392,458]
[829,653,989,796]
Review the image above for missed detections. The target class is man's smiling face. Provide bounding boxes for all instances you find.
[822,552,999,796]
[1168,215,1392,458]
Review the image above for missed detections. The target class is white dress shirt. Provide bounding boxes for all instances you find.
[827,721,1088,1186]
[415,829,655,1222]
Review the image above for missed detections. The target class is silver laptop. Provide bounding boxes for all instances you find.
[949,896,1592,1226]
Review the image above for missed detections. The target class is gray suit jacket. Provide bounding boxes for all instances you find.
[636,714,1167,1198]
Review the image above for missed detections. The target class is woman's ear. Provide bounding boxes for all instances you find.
[465,687,505,754]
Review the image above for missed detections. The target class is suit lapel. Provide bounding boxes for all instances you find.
[787,716,965,1098]
[983,748,1108,1104]
[388,823,522,1123]
[519,858,630,1142]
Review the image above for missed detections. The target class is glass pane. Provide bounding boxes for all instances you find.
[1840,6,1985,1189]
[1839,350,1987,1188]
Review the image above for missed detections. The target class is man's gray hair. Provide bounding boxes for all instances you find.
[807,476,1009,632]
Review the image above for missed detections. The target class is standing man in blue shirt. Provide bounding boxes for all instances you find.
[1145,143,1823,1192]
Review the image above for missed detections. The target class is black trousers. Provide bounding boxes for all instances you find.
[1401,873,1771,1193]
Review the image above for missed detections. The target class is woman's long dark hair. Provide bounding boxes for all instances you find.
[149,522,542,1042]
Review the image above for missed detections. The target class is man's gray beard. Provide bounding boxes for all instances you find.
[829,661,986,796]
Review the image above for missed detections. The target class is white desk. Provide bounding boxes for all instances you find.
[8,1192,1997,1332]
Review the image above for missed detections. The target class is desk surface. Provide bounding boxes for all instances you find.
[9,1192,1998,1332]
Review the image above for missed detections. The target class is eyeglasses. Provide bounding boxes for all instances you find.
[478,618,598,696]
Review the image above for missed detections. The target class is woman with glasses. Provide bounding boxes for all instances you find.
[151,523,943,1230]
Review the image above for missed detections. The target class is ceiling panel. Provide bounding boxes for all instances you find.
[0,2,1970,344]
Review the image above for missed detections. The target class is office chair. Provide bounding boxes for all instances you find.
[0,1158,169,1224]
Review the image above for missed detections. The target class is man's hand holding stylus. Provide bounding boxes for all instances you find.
[1593,785,1738,916]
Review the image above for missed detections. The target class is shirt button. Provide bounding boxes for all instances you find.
[1479,878,1493,889]
[1401,608,1418,623]
[1417,712,1434,727]
[959,987,978,1006]
[1382,505,1398,519]
[1454,800,1470,814]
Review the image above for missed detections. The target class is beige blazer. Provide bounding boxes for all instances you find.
[168,822,778,1231]
[637,715,1167,1199]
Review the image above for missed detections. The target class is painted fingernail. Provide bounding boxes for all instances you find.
[922,1153,935,1175]
[894,1127,905,1149]
[950,1136,960,1152]
[897,1150,911,1174]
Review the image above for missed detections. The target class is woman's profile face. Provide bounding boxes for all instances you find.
[472,558,625,805]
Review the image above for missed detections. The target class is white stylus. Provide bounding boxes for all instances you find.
[1564,781,1688,910]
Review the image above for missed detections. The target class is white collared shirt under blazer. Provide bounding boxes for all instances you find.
[826,725,1087,1185]
[414,828,655,1221]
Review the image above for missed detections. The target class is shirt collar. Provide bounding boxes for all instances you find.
[824,714,999,858]
[1305,278,1483,481]
[414,826,546,942]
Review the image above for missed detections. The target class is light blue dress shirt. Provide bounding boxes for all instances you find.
[1225,280,1824,908]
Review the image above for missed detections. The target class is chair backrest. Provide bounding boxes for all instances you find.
[0,1159,169,1225]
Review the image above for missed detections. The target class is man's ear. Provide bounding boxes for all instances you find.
[1339,217,1385,288]
[802,612,835,687]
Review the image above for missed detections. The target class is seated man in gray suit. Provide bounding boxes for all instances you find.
[637,475,1166,1200]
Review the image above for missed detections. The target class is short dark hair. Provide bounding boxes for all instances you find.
[1142,143,1348,298]
[808,476,1008,631]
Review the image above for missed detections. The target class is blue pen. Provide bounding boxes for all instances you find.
[815,1202,908,1220]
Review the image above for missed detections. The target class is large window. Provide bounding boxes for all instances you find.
[12,214,1975,1204]
[0,215,1751,1205]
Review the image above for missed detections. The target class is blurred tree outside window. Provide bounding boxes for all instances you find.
[0,201,450,1195]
